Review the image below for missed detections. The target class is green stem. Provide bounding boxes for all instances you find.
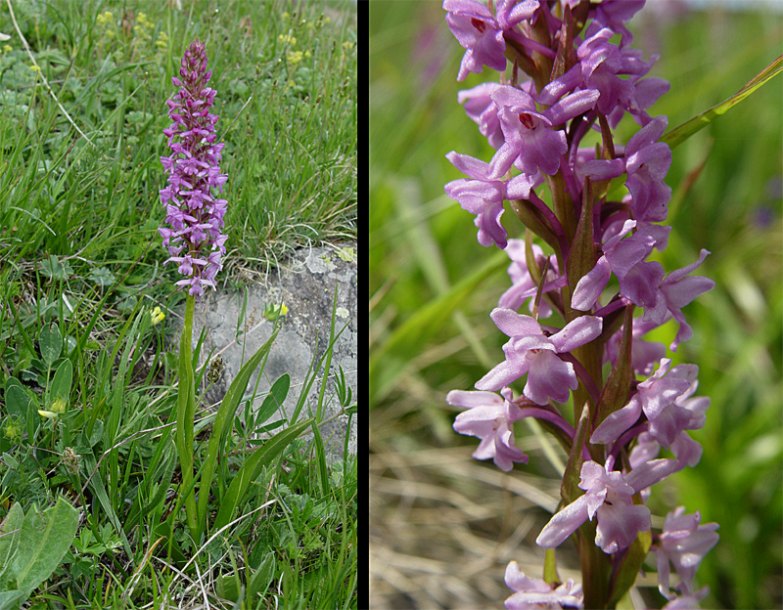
[176,294,198,540]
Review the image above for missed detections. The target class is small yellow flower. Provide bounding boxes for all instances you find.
[155,31,169,51]
[342,41,355,51]
[282,11,290,20]
[2,45,11,53]
[96,11,114,28]
[278,33,297,46]
[264,302,289,321]
[287,50,304,66]
[151,306,166,325]
[133,12,153,43]
[304,50,312,58]
[40,397,66,419]
[29,64,41,73]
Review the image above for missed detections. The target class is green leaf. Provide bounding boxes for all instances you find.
[8,498,79,598]
[38,256,73,281]
[197,323,281,535]
[0,591,25,610]
[0,503,24,589]
[255,373,290,426]
[50,358,73,404]
[39,323,62,368]
[247,552,275,599]
[88,267,116,287]
[662,54,783,149]
[4,379,30,420]
[213,418,313,532]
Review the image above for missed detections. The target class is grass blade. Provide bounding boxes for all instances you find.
[662,54,783,149]
[212,418,313,532]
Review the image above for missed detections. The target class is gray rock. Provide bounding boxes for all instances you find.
[183,243,357,461]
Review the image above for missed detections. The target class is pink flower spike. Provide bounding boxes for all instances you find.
[160,40,227,298]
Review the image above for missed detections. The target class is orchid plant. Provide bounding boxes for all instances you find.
[159,41,314,544]
[442,1,720,608]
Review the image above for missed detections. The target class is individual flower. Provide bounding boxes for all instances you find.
[539,24,668,127]
[641,249,715,350]
[476,309,602,405]
[571,219,670,311]
[448,388,528,471]
[591,358,708,447]
[536,460,651,554]
[488,85,599,179]
[504,561,583,610]
[654,508,719,602]
[150,306,166,325]
[457,82,505,149]
[443,0,539,81]
[445,152,509,247]
[624,116,672,222]
[444,150,544,248]
[159,40,228,297]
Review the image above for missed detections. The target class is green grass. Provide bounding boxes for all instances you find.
[370,3,781,609]
[0,0,356,607]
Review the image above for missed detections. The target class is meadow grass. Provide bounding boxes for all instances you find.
[0,0,357,608]
[370,3,781,609]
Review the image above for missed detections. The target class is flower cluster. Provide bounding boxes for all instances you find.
[443,1,717,607]
[160,40,227,297]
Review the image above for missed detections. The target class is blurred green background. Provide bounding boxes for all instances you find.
[370,3,782,609]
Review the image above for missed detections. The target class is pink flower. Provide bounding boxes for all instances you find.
[536,460,651,554]
[591,358,708,447]
[476,309,602,405]
[504,561,583,610]
[488,85,599,179]
[448,388,528,472]
[655,508,719,602]
[159,40,227,297]
[443,0,539,81]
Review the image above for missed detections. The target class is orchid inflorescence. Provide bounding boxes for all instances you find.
[160,40,227,297]
[442,1,718,608]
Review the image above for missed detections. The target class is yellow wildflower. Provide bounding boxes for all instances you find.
[342,41,355,51]
[287,50,304,66]
[96,11,114,28]
[39,397,66,419]
[2,45,12,53]
[278,33,297,46]
[151,306,166,325]
[155,31,169,51]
